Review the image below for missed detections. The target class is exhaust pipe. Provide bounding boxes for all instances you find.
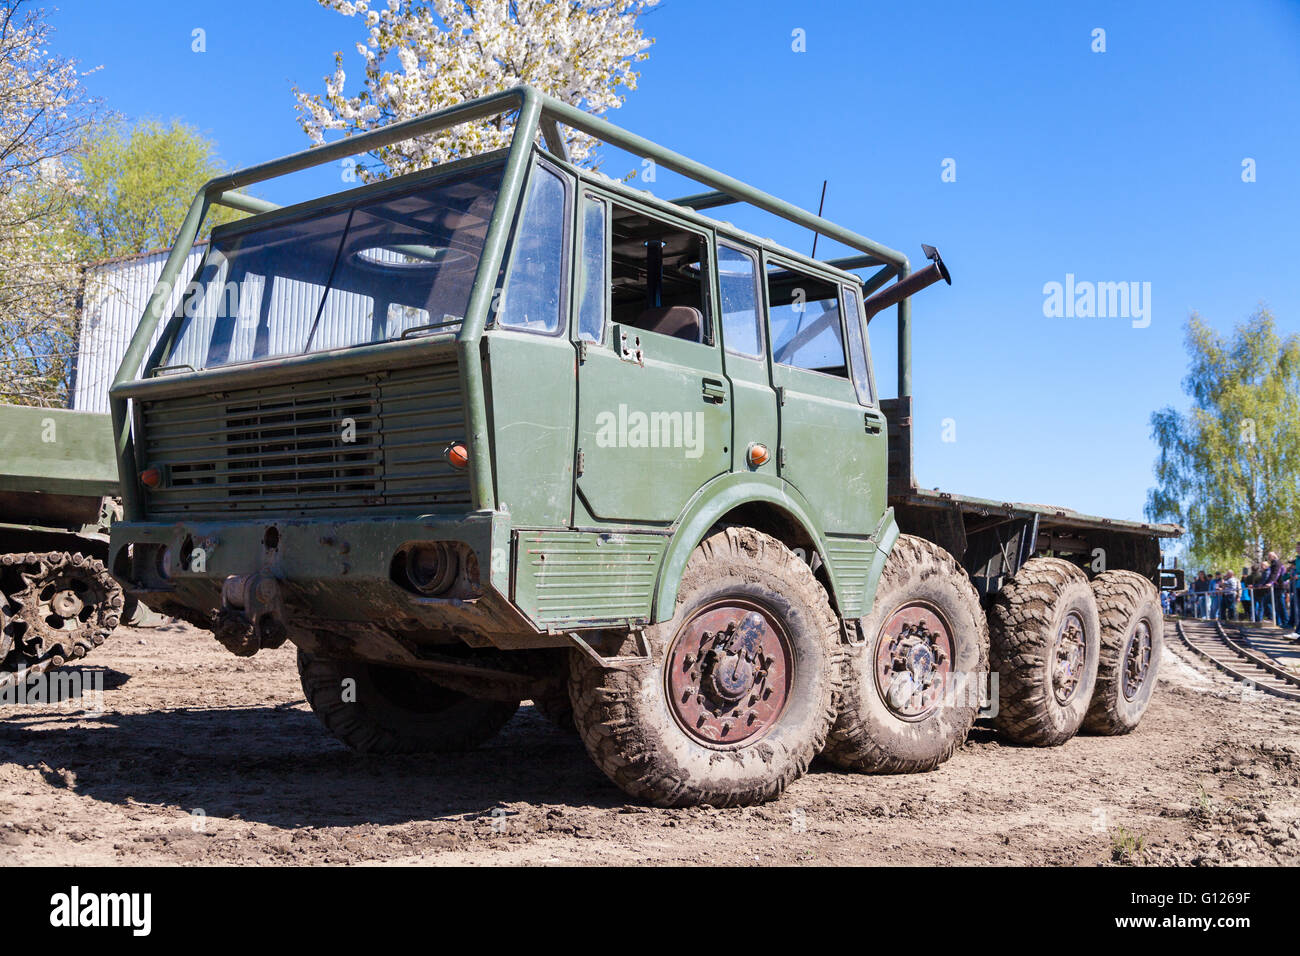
[863,244,951,321]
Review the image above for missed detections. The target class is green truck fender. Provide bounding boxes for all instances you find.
[859,507,900,627]
[651,474,900,627]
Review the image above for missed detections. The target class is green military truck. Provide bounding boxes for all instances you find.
[106,88,1179,806]
[0,405,129,690]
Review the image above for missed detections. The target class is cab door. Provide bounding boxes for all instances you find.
[716,239,778,479]
[765,256,884,535]
[571,193,730,524]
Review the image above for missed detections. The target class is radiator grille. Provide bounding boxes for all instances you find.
[139,361,471,517]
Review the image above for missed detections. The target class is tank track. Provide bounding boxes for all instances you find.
[0,551,124,693]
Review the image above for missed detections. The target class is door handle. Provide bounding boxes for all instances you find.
[702,378,727,404]
[864,411,884,434]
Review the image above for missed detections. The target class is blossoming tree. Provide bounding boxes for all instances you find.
[294,0,657,181]
[0,0,97,406]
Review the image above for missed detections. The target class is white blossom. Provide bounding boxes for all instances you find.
[0,1,99,406]
[293,0,658,181]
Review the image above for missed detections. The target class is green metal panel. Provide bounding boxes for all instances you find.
[861,508,901,617]
[512,528,666,626]
[0,406,118,497]
[482,330,576,528]
[823,535,877,618]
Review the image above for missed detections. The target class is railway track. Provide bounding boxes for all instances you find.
[1174,618,1300,701]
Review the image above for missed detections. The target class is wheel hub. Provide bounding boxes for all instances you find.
[874,603,954,721]
[49,587,86,620]
[1122,621,1152,701]
[666,602,793,746]
[1052,612,1087,704]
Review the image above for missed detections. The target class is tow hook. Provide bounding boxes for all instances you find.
[215,571,289,657]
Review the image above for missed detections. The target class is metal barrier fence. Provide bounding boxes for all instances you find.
[1166,582,1298,627]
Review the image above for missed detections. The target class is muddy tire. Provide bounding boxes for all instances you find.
[1083,570,1163,735]
[297,650,518,754]
[989,557,1100,746]
[824,535,988,774]
[568,526,840,807]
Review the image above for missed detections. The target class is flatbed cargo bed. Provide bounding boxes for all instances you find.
[881,397,1180,594]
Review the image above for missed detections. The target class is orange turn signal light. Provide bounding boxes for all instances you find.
[139,466,162,488]
[747,443,770,467]
[445,442,470,470]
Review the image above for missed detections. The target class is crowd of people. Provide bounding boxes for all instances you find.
[1164,542,1300,630]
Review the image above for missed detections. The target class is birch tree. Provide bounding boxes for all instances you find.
[0,1,98,406]
[294,0,657,181]
[1146,308,1300,568]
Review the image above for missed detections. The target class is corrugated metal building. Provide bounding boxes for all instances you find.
[69,240,421,411]
[70,243,208,413]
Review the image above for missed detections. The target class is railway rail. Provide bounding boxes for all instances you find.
[1173,618,1300,701]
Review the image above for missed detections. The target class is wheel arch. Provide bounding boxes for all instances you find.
[651,474,899,625]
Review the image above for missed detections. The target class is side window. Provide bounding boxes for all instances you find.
[841,286,875,406]
[766,262,846,376]
[577,195,606,342]
[609,202,711,344]
[498,163,567,334]
[717,242,762,358]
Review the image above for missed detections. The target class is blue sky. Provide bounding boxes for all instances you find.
[49,0,1300,526]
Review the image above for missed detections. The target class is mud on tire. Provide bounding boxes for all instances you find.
[568,526,840,807]
[297,650,518,754]
[824,535,988,774]
[1083,570,1163,735]
[989,557,1100,746]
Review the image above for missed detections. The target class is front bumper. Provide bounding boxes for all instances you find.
[108,511,557,648]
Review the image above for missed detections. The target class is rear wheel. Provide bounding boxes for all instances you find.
[568,526,840,807]
[824,535,988,773]
[989,557,1100,746]
[297,650,519,754]
[1083,570,1163,735]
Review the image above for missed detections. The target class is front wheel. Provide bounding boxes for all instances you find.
[568,526,841,807]
[824,535,988,774]
[298,650,519,754]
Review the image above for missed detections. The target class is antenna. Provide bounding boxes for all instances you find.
[810,179,827,258]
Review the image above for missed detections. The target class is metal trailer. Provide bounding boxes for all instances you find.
[106,87,1182,807]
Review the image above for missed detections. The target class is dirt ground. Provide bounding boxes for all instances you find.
[1,620,1298,866]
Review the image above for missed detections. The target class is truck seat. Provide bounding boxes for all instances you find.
[634,305,703,343]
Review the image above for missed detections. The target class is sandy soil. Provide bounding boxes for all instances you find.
[1,620,1297,866]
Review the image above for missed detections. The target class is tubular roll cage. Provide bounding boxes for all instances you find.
[109,85,914,521]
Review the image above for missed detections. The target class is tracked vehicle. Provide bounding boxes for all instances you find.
[0,405,131,691]
[107,88,1179,806]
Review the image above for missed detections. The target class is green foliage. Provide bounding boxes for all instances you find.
[71,118,242,260]
[1146,308,1300,568]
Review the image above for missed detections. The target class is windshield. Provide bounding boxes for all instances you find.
[162,160,504,371]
